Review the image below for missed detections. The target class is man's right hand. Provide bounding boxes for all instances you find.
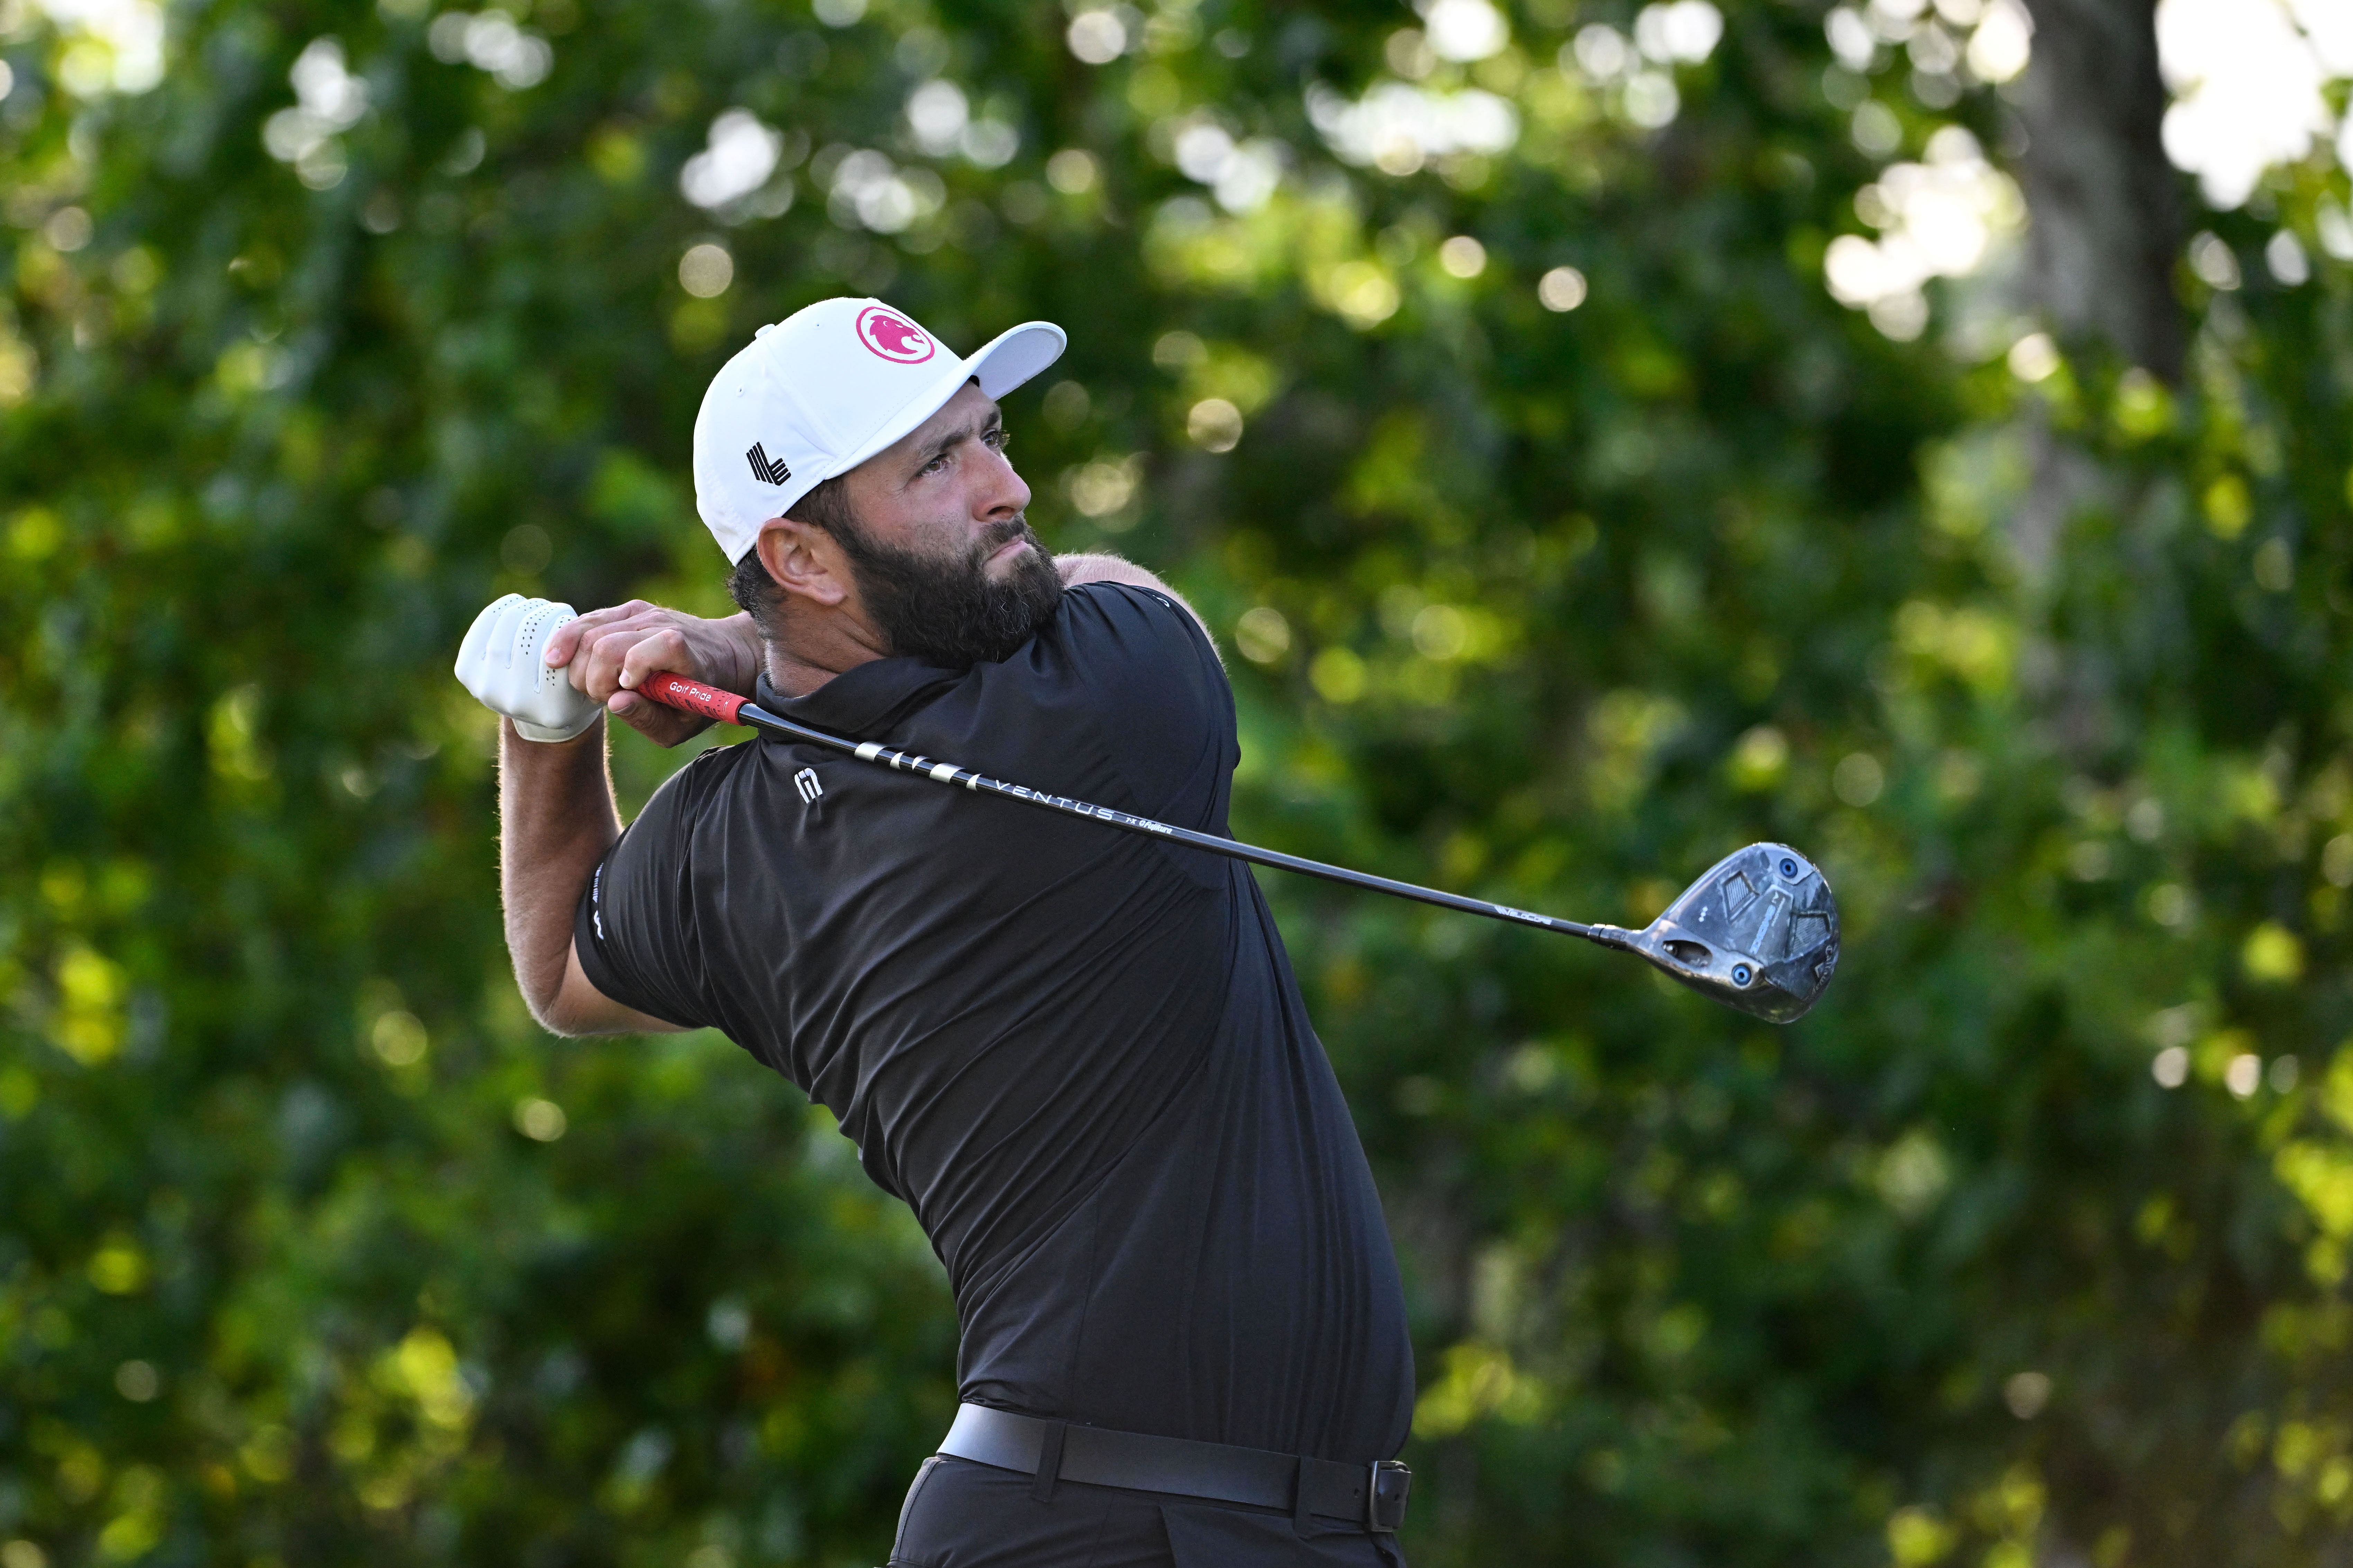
[541,602,764,748]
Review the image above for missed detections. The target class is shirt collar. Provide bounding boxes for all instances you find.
[755,657,968,741]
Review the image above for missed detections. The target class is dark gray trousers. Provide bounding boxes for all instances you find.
[886,1455,1411,1567]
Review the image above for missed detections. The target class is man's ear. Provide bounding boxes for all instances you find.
[755,517,852,610]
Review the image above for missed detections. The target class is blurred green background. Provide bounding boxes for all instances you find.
[5,0,2353,1560]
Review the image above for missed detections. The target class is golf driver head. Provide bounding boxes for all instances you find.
[1614,843,1840,1022]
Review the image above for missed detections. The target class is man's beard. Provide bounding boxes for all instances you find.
[829,513,1064,668]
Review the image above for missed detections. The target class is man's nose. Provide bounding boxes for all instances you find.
[978,443,1031,519]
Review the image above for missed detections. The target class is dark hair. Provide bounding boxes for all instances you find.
[726,476,858,638]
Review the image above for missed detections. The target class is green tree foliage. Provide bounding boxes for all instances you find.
[4,0,2353,1562]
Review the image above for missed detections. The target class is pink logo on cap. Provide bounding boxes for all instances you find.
[856,306,935,365]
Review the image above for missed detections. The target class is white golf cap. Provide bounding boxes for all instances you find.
[692,297,1066,562]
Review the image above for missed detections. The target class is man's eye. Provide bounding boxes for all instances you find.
[986,429,1011,452]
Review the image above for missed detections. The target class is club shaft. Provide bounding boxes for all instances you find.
[641,676,1628,950]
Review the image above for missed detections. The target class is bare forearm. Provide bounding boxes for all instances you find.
[1056,552,1143,588]
[1056,553,1214,648]
[498,717,621,1025]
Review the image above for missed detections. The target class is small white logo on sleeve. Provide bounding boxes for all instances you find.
[794,767,823,804]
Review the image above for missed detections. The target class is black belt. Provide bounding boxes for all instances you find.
[937,1403,1411,1533]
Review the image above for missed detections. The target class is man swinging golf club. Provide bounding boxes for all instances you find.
[457,297,1417,1565]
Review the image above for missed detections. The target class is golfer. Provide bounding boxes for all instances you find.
[456,298,1414,1565]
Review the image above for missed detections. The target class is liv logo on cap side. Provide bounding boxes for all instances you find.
[857,305,935,364]
[745,443,791,485]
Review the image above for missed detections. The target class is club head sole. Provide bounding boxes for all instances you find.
[1594,843,1840,1022]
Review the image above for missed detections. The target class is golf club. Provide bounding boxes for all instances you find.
[638,673,1840,1022]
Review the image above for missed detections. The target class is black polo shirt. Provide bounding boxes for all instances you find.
[574,582,1414,1465]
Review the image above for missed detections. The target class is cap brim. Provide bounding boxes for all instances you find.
[966,320,1067,399]
[826,320,1067,483]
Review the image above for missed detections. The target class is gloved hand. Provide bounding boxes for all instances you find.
[454,594,603,742]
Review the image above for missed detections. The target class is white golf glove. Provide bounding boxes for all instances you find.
[454,594,602,742]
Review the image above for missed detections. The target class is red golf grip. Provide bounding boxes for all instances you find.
[641,672,748,726]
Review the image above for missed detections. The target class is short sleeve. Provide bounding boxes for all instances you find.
[573,767,718,1031]
[1060,582,1236,831]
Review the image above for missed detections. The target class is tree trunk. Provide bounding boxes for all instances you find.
[2014,0,2185,380]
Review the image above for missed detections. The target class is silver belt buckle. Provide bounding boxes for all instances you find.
[1366,1459,1411,1531]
